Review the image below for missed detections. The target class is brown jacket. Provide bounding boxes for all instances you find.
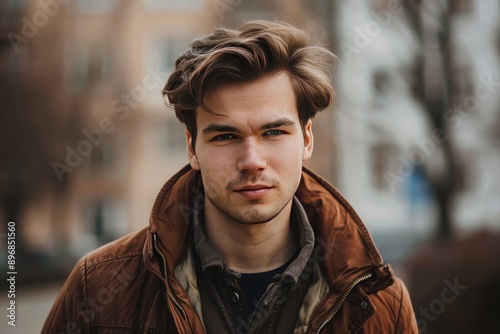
[43,165,418,333]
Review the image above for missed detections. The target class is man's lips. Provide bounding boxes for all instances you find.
[234,184,272,191]
[234,184,273,199]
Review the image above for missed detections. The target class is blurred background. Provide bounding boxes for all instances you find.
[1,0,499,332]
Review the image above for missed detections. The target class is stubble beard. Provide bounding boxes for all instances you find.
[204,189,293,225]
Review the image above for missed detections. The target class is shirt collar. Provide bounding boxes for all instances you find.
[193,196,315,285]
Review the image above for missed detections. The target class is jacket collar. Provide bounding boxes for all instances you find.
[146,164,393,295]
[295,167,394,295]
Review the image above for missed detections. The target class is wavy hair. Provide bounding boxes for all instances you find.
[163,20,336,147]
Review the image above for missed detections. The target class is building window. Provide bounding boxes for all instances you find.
[89,137,116,169]
[450,0,472,14]
[79,131,128,181]
[65,43,114,93]
[153,37,191,76]
[372,70,392,104]
[81,199,128,247]
[160,118,186,154]
[371,143,397,190]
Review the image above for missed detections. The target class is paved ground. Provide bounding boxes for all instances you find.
[1,282,63,334]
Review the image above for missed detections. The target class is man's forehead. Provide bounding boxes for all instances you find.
[201,73,296,107]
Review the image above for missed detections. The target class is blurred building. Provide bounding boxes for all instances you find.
[403,2,500,331]
[331,0,500,262]
[1,0,217,279]
[332,4,500,331]
[449,0,500,232]
[334,0,435,256]
[53,0,216,258]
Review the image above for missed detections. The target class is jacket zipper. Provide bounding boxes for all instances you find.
[153,233,188,321]
[316,272,373,334]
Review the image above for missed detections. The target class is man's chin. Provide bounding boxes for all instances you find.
[230,208,284,225]
[207,194,291,225]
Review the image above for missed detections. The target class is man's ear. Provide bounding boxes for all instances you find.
[186,130,200,170]
[302,119,313,161]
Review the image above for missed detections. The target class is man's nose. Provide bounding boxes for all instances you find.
[236,139,267,173]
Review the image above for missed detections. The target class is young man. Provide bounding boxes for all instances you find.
[43,21,417,333]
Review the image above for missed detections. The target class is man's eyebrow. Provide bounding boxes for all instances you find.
[202,118,296,134]
[260,118,296,130]
[202,124,241,134]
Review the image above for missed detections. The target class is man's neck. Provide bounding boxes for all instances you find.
[203,200,297,274]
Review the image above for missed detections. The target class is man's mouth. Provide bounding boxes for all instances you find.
[234,184,273,199]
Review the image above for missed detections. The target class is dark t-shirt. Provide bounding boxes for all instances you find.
[238,256,295,313]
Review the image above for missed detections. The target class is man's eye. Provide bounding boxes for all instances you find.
[213,134,235,141]
[264,129,283,136]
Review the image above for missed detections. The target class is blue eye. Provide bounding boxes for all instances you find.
[264,129,283,136]
[214,134,235,141]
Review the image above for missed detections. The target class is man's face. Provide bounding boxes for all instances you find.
[187,72,313,225]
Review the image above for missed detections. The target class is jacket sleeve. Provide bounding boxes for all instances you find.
[42,257,91,334]
[395,278,418,334]
[365,277,418,334]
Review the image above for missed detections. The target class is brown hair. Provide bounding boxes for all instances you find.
[162,20,336,148]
